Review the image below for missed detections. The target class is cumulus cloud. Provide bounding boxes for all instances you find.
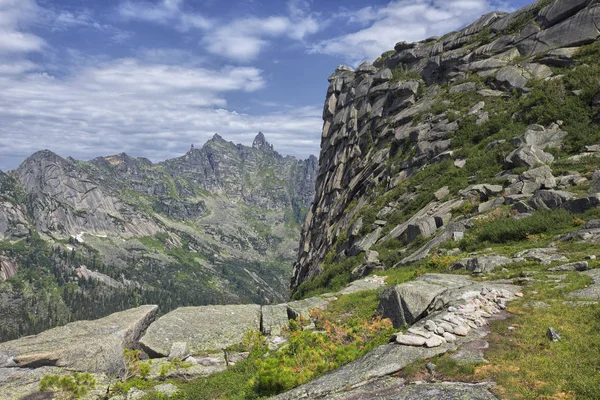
[0,56,321,171]
[311,0,510,64]
[203,15,320,62]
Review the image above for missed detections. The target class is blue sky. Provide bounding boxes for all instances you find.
[0,0,529,170]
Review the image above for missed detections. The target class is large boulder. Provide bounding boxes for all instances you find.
[506,165,557,195]
[563,194,600,214]
[261,304,290,336]
[139,305,261,357]
[379,281,447,327]
[505,145,554,169]
[511,124,567,150]
[0,305,158,375]
[529,190,575,210]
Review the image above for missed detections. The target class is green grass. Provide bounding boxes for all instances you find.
[391,64,422,82]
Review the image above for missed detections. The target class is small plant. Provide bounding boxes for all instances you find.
[159,357,193,378]
[122,349,151,380]
[39,372,96,399]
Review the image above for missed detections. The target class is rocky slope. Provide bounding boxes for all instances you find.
[291,0,600,294]
[0,133,316,341]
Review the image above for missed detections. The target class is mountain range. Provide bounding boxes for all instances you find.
[0,132,316,341]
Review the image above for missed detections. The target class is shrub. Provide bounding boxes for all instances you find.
[39,372,96,399]
[253,313,393,395]
[461,210,577,251]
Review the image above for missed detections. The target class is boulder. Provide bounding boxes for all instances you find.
[529,190,575,210]
[379,281,447,327]
[139,305,260,357]
[348,228,383,256]
[505,145,554,168]
[373,68,393,84]
[449,82,476,93]
[466,256,513,274]
[356,61,376,74]
[511,124,567,150]
[460,184,504,201]
[548,262,589,272]
[406,217,438,243]
[261,304,290,336]
[435,186,450,200]
[563,194,600,214]
[477,197,505,213]
[0,305,158,374]
[520,165,556,191]
[493,66,530,92]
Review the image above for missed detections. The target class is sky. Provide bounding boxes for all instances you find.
[0,0,532,171]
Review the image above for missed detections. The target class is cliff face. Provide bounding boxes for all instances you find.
[0,133,316,341]
[292,0,600,292]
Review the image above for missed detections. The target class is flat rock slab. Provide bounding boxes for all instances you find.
[0,305,158,374]
[321,378,498,400]
[140,305,261,356]
[270,343,452,400]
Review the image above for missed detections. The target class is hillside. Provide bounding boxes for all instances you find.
[0,133,317,341]
[1,0,600,399]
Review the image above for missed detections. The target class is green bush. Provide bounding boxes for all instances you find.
[461,210,577,251]
[39,372,96,399]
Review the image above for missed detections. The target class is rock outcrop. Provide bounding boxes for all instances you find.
[291,0,600,293]
[0,305,157,374]
[140,305,261,356]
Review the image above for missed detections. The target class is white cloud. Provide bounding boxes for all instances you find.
[118,0,323,62]
[118,0,212,30]
[0,0,45,54]
[204,15,321,62]
[0,55,321,170]
[312,0,509,64]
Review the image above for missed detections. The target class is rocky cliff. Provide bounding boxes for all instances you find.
[0,133,316,341]
[291,0,600,294]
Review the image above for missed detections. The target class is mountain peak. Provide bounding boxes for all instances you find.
[22,150,67,167]
[253,132,273,151]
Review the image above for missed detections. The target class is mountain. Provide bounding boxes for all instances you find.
[2,1,600,399]
[0,133,317,341]
[290,0,600,296]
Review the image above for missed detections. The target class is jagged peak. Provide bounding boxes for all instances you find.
[210,133,225,142]
[252,132,274,151]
